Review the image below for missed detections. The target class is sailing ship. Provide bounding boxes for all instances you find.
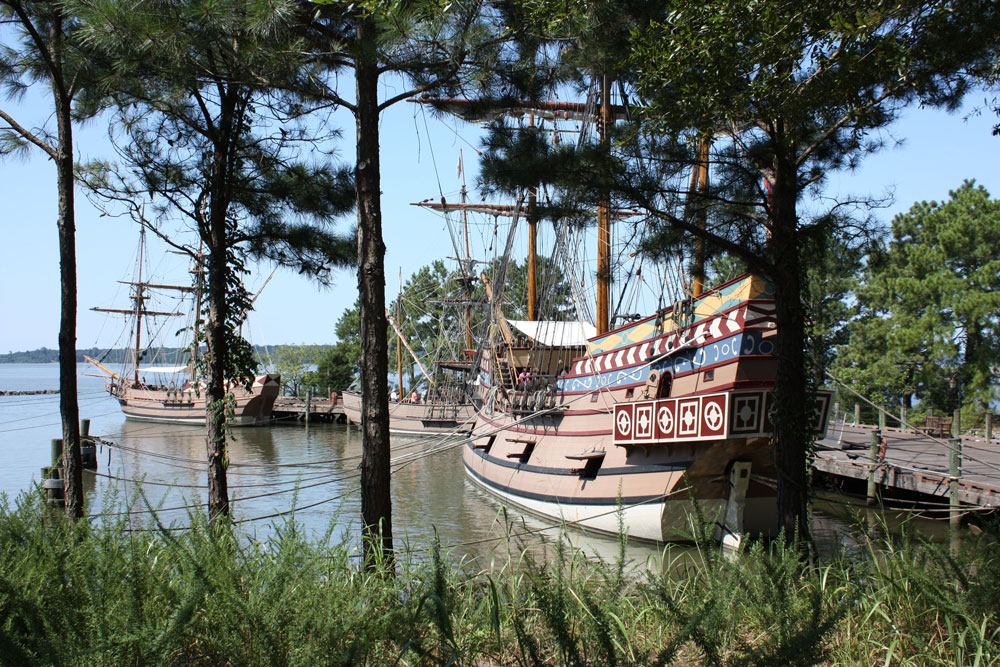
[342,158,490,437]
[421,87,832,544]
[339,261,479,436]
[466,275,832,544]
[87,231,279,426]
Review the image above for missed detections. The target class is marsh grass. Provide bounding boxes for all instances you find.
[0,489,998,666]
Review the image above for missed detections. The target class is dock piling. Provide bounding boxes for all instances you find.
[953,408,961,439]
[867,429,881,507]
[305,388,312,425]
[80,418,97,469]
[42,438,65,507]
[949,436,962,554]
[987,413,993,443]
[854,403,861,426]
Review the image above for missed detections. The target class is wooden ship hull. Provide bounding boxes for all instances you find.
[341,390,476,436]
[466,275,832,544]
[109,374,281,426]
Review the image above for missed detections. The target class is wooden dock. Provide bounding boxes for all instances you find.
[271,396,347,424]
[815,423,1000,509]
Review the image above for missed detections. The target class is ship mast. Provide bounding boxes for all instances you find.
[459,153,474,350]
[527,114,538,321]
[191,245,203,384]
[595,74,612,335]
[396,268,404,397]
[687,138,711,298]
[132,229,146,385]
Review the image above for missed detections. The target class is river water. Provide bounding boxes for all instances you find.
[1,363,674,566]
[1,364,943,567]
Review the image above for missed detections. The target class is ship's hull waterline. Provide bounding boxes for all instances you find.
[464,399,780,543]
[466,274,831,544]
[110,374,281,426]
[341,390,476,436]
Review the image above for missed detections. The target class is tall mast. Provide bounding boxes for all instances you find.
[691,139,710,298]
[133,229,146,385]
[396,268,404,396]
[527,114,538,321]
[191,245,203,384]
[459,152,474,351]
[595,74,612,335]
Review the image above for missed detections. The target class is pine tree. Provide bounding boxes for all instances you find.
[846,181,1000,417]
[73,0,356,526]
[304,0,498,567]
[0,0,101,520]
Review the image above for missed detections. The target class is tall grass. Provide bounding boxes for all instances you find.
[1,490,998,665]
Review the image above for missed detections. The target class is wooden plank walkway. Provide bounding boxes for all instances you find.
[815,423,1000,509]
[271,396,346,423]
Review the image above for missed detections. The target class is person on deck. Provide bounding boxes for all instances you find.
[410,390,419,404]
[390,387,399,402]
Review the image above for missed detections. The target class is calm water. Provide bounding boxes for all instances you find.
[1,364,944,567]
[0,363,665,566]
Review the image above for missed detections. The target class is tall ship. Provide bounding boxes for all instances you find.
[420,87,831,544]
[466,274,832,544]
[87,230,280,426]
[342,160,487,437]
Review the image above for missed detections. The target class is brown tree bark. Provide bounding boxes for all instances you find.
[355,14,393,568]
[769,135,811,544]
[52,9,83,521]
[204,222,230,527]
[204,88,237,528]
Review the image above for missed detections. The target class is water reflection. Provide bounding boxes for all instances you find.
[0,364,958,574]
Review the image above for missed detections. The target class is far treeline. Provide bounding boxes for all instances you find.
[0,345,330,367]
[2,0,998,556]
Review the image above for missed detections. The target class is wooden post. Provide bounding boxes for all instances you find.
[878,405,886,430]
[953,408,961,439]
[305,388,312,425]
[80,418,97,470]
[42,438,65,507]
[867,429,881,507]
[51,437,63,467]
[949,437,962,555]
[900,405,908,430]
[854,403,861,426]
[986,412,993,443]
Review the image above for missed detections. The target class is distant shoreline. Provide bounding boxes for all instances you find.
[0,344,330,364]
[0,389,60,396]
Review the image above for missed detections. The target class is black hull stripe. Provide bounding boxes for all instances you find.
[469,442,691,476]
[464,458,674,506]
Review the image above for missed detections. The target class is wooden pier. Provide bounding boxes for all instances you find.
[271,395,347,424]
[815,422,1000,510]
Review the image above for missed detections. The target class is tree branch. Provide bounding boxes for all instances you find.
[0,107,57,159]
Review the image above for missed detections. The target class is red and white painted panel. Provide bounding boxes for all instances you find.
[613,390,833,445]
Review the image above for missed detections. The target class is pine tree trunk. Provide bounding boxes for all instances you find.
[355,14,393,568]
[204,98,234,527]
[770,144,811,544]
[53,11,83,522]
[205,230,229,526]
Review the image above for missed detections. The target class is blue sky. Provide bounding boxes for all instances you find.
[1,86,998,354]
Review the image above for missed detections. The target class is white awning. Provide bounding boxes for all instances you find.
[137,365,190,374]
[506,320,596,347]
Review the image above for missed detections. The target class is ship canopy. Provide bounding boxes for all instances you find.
[136,365,191,374]
[507,319,596,347]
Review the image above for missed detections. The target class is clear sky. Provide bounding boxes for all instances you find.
[1,85,998,354]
